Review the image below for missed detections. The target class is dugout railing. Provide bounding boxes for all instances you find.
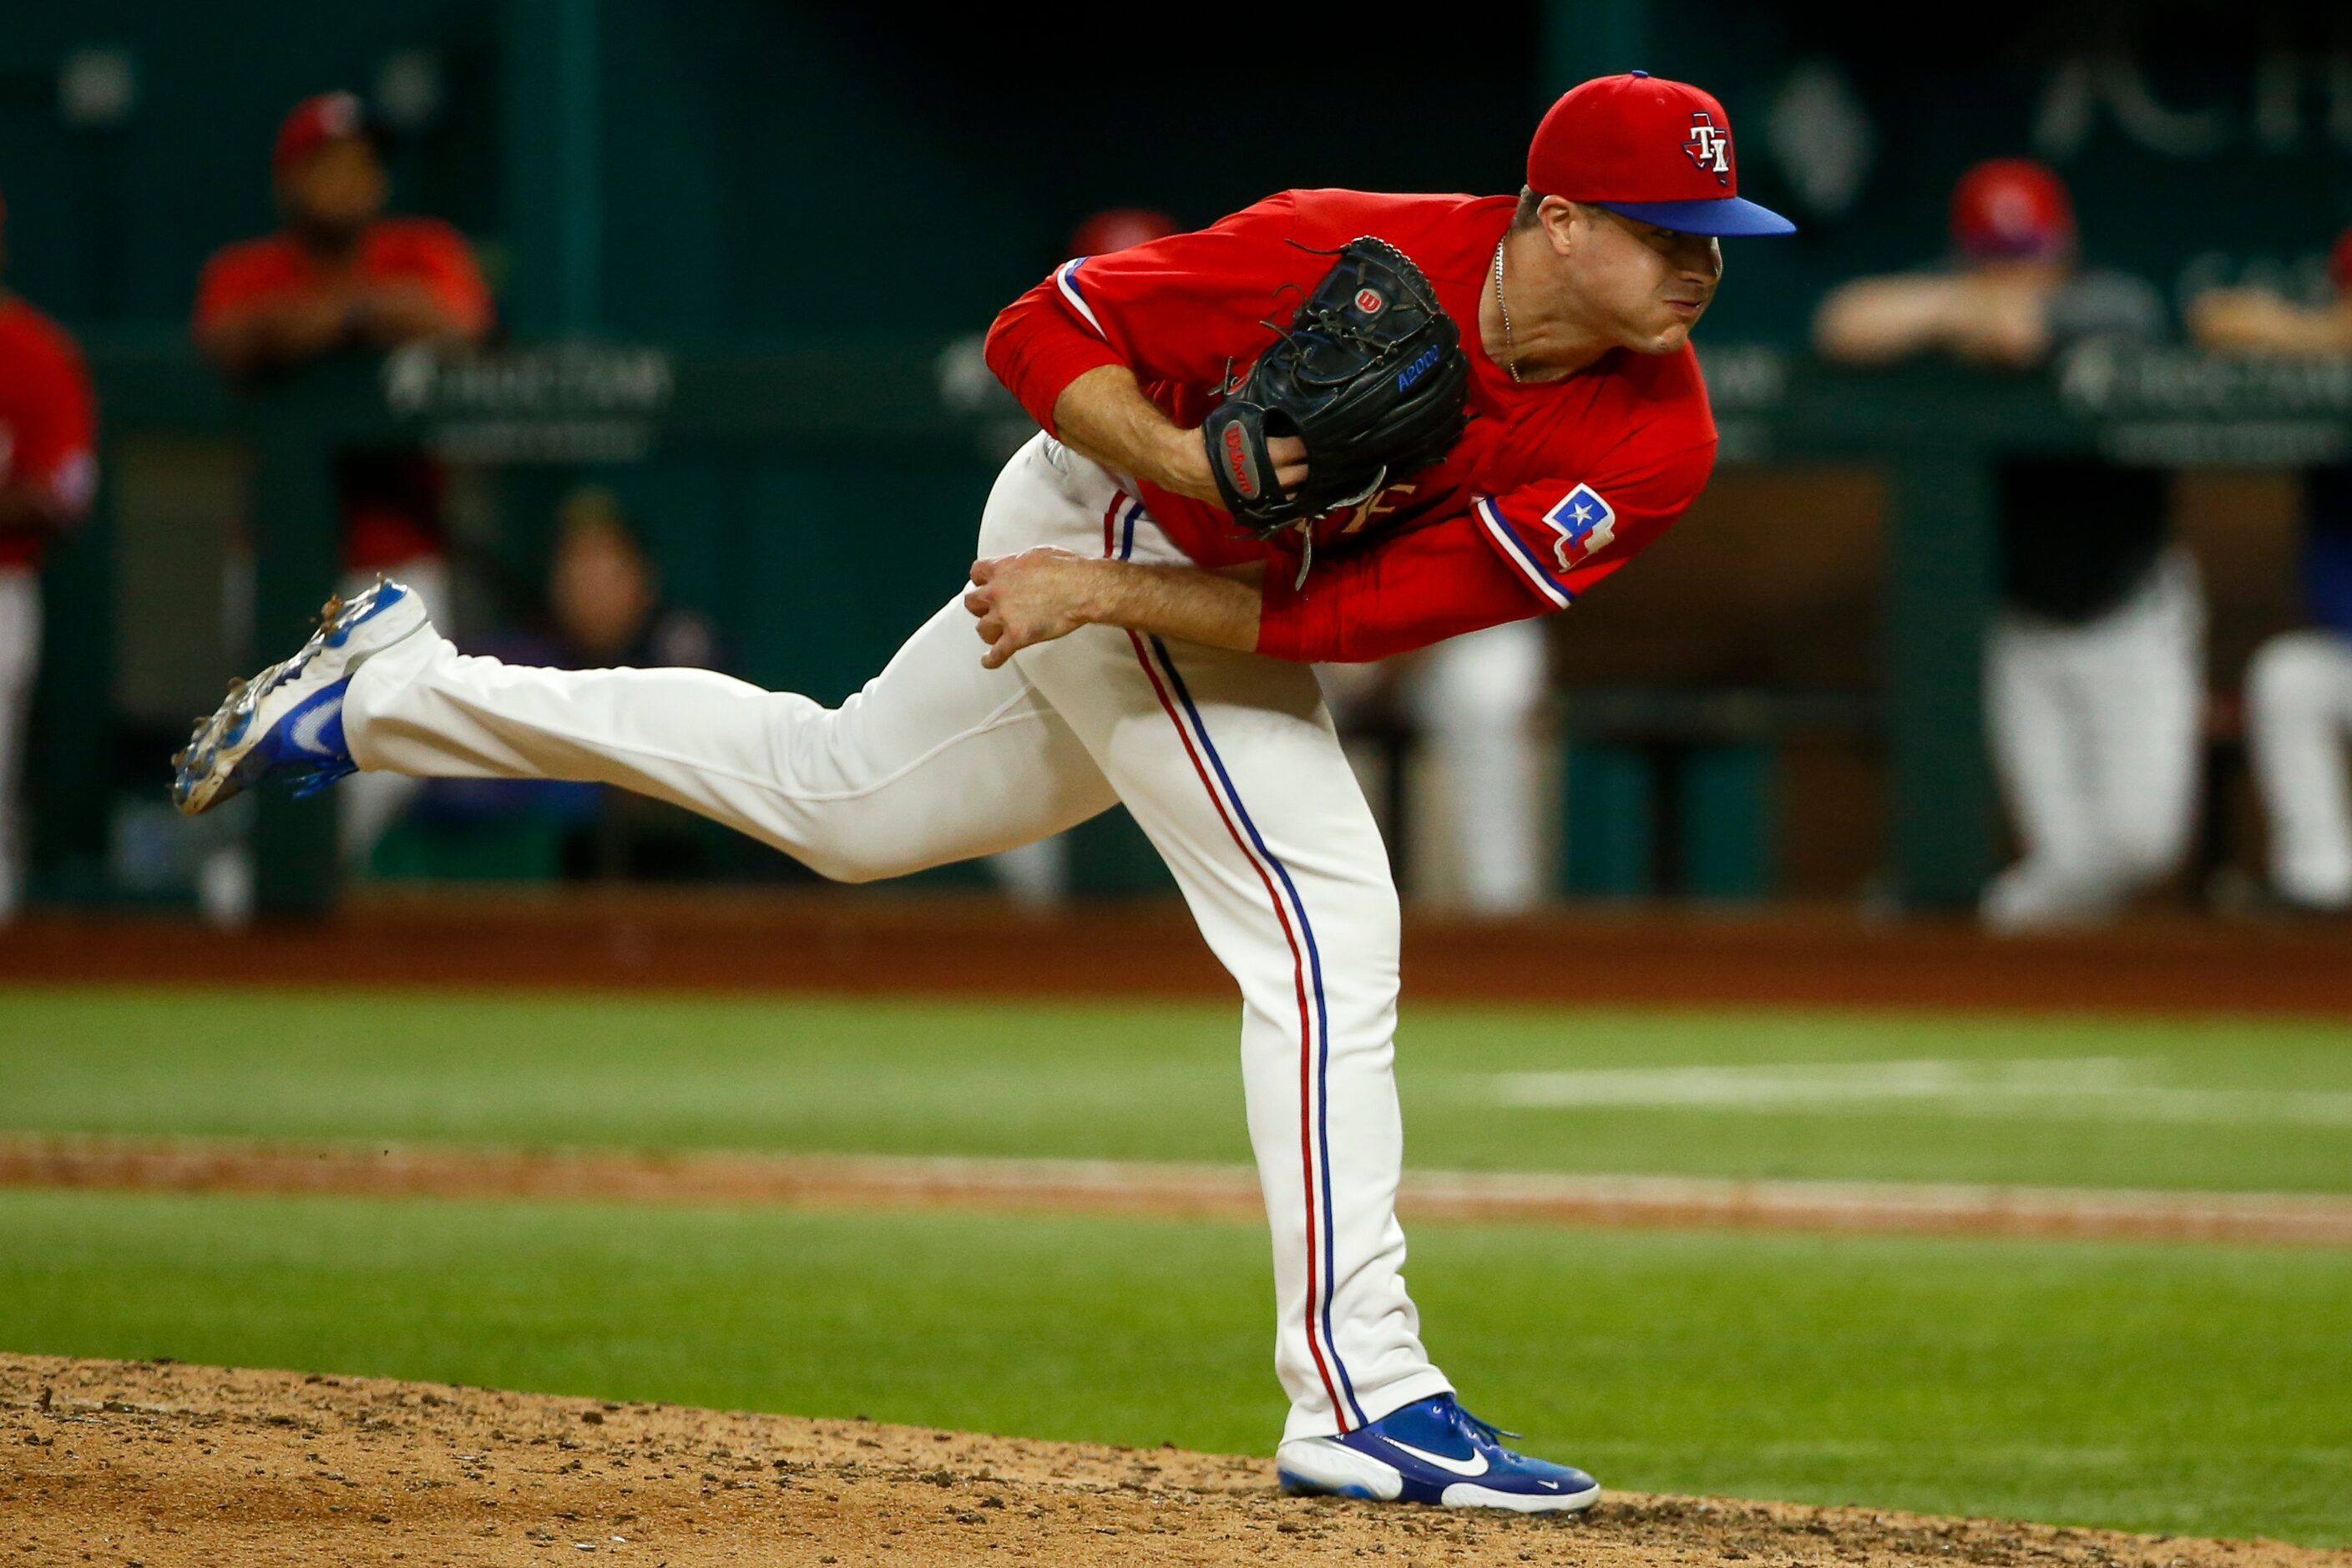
[33,337,2352,916]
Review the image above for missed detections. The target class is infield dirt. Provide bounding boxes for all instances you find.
[4,1356,2343,1568]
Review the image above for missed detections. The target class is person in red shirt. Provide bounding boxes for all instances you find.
[0,187,99,919]
[194,89,490,599]
[194,90,491,869]
[194,91,489,391]
[176,75,1790,1504]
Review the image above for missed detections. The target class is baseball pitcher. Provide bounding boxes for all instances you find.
[173,73,1792,1510]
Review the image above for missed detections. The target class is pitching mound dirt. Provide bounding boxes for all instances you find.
[3,1357,2339,1568]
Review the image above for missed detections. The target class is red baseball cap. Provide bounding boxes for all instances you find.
[2329,229,2352,299]
[1526,73,1793,237]
[1950,159,2074,262]
[274,91,372,176]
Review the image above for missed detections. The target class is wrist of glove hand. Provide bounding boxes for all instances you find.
[1162,422,1305,505]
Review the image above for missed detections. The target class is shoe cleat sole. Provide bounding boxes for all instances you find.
[170,579,427,817]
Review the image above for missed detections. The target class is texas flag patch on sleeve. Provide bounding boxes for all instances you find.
[1474,483,1618,609]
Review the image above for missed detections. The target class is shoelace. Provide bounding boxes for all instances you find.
[291,759,357,799]
[1452,1404,1525,1449]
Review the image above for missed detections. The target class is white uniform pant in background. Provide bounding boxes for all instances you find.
[1399,618,1548,913]
[1980,546,2205,931]
[0,569,40,922]
[1317,622,1549,913]
[344,433,1451,1440]
[2246,629,2352,909]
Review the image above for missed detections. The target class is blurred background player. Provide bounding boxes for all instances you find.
[0,187,99,921]
[2191,230,2352,913]
[191,89,492,872]
[410,488,723,883]
[1813,159,2197,931]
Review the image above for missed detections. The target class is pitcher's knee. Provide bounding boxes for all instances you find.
[792,836,930,885]
[1315,876,1405,1027]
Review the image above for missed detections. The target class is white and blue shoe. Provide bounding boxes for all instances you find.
[171,579,428,816]
[1277,1394,1600,1513]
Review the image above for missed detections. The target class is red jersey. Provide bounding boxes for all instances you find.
[194,217,492,339]
[195,218,491,573]
[984,190,1718,662]
[0,296,99,570]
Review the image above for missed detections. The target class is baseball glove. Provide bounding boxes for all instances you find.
[1200,235,1469,537]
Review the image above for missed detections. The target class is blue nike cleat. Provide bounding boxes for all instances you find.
[1276,1394,1600,1513]
[170,578,429,816]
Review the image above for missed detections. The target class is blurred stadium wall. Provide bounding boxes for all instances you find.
[3,1,2348,908]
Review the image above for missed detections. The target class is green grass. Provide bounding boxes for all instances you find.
[2,1186,2346,1545]
[4,987,2351,1191]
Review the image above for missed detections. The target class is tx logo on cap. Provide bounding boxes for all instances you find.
[1683,112,1731,185]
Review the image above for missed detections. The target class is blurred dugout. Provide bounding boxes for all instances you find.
[2192,230,2352,913]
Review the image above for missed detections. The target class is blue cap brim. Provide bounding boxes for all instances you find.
[1596,197,1796,236]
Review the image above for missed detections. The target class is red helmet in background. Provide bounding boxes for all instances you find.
[1950,159,2076,263]
[274,91,371,177]
[2329,229,2352,299]
[1070,207,1177,257]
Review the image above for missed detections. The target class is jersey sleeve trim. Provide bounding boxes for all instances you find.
[1473,496,1576,609]
[1053,259,1106,336]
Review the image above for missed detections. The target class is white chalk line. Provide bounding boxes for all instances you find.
[1480,1057,2352,1126]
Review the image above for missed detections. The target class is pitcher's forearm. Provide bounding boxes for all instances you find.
[966,547,1263,668]
[1050,366,1222,503]
[1082,559,1262,653]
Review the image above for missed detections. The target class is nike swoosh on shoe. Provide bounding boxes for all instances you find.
[289,700,342,757]
[1381,1439,1490,1477]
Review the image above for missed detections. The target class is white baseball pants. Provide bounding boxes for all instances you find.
[2245,629,2352,909]
[1980,546,2206,931]
[0,568,39,921]
[344,432,1451,1439]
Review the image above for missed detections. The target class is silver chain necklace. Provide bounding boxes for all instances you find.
[1491,238,1521,384]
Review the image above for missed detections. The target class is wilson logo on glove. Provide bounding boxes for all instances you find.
[1221,423,1261,498]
